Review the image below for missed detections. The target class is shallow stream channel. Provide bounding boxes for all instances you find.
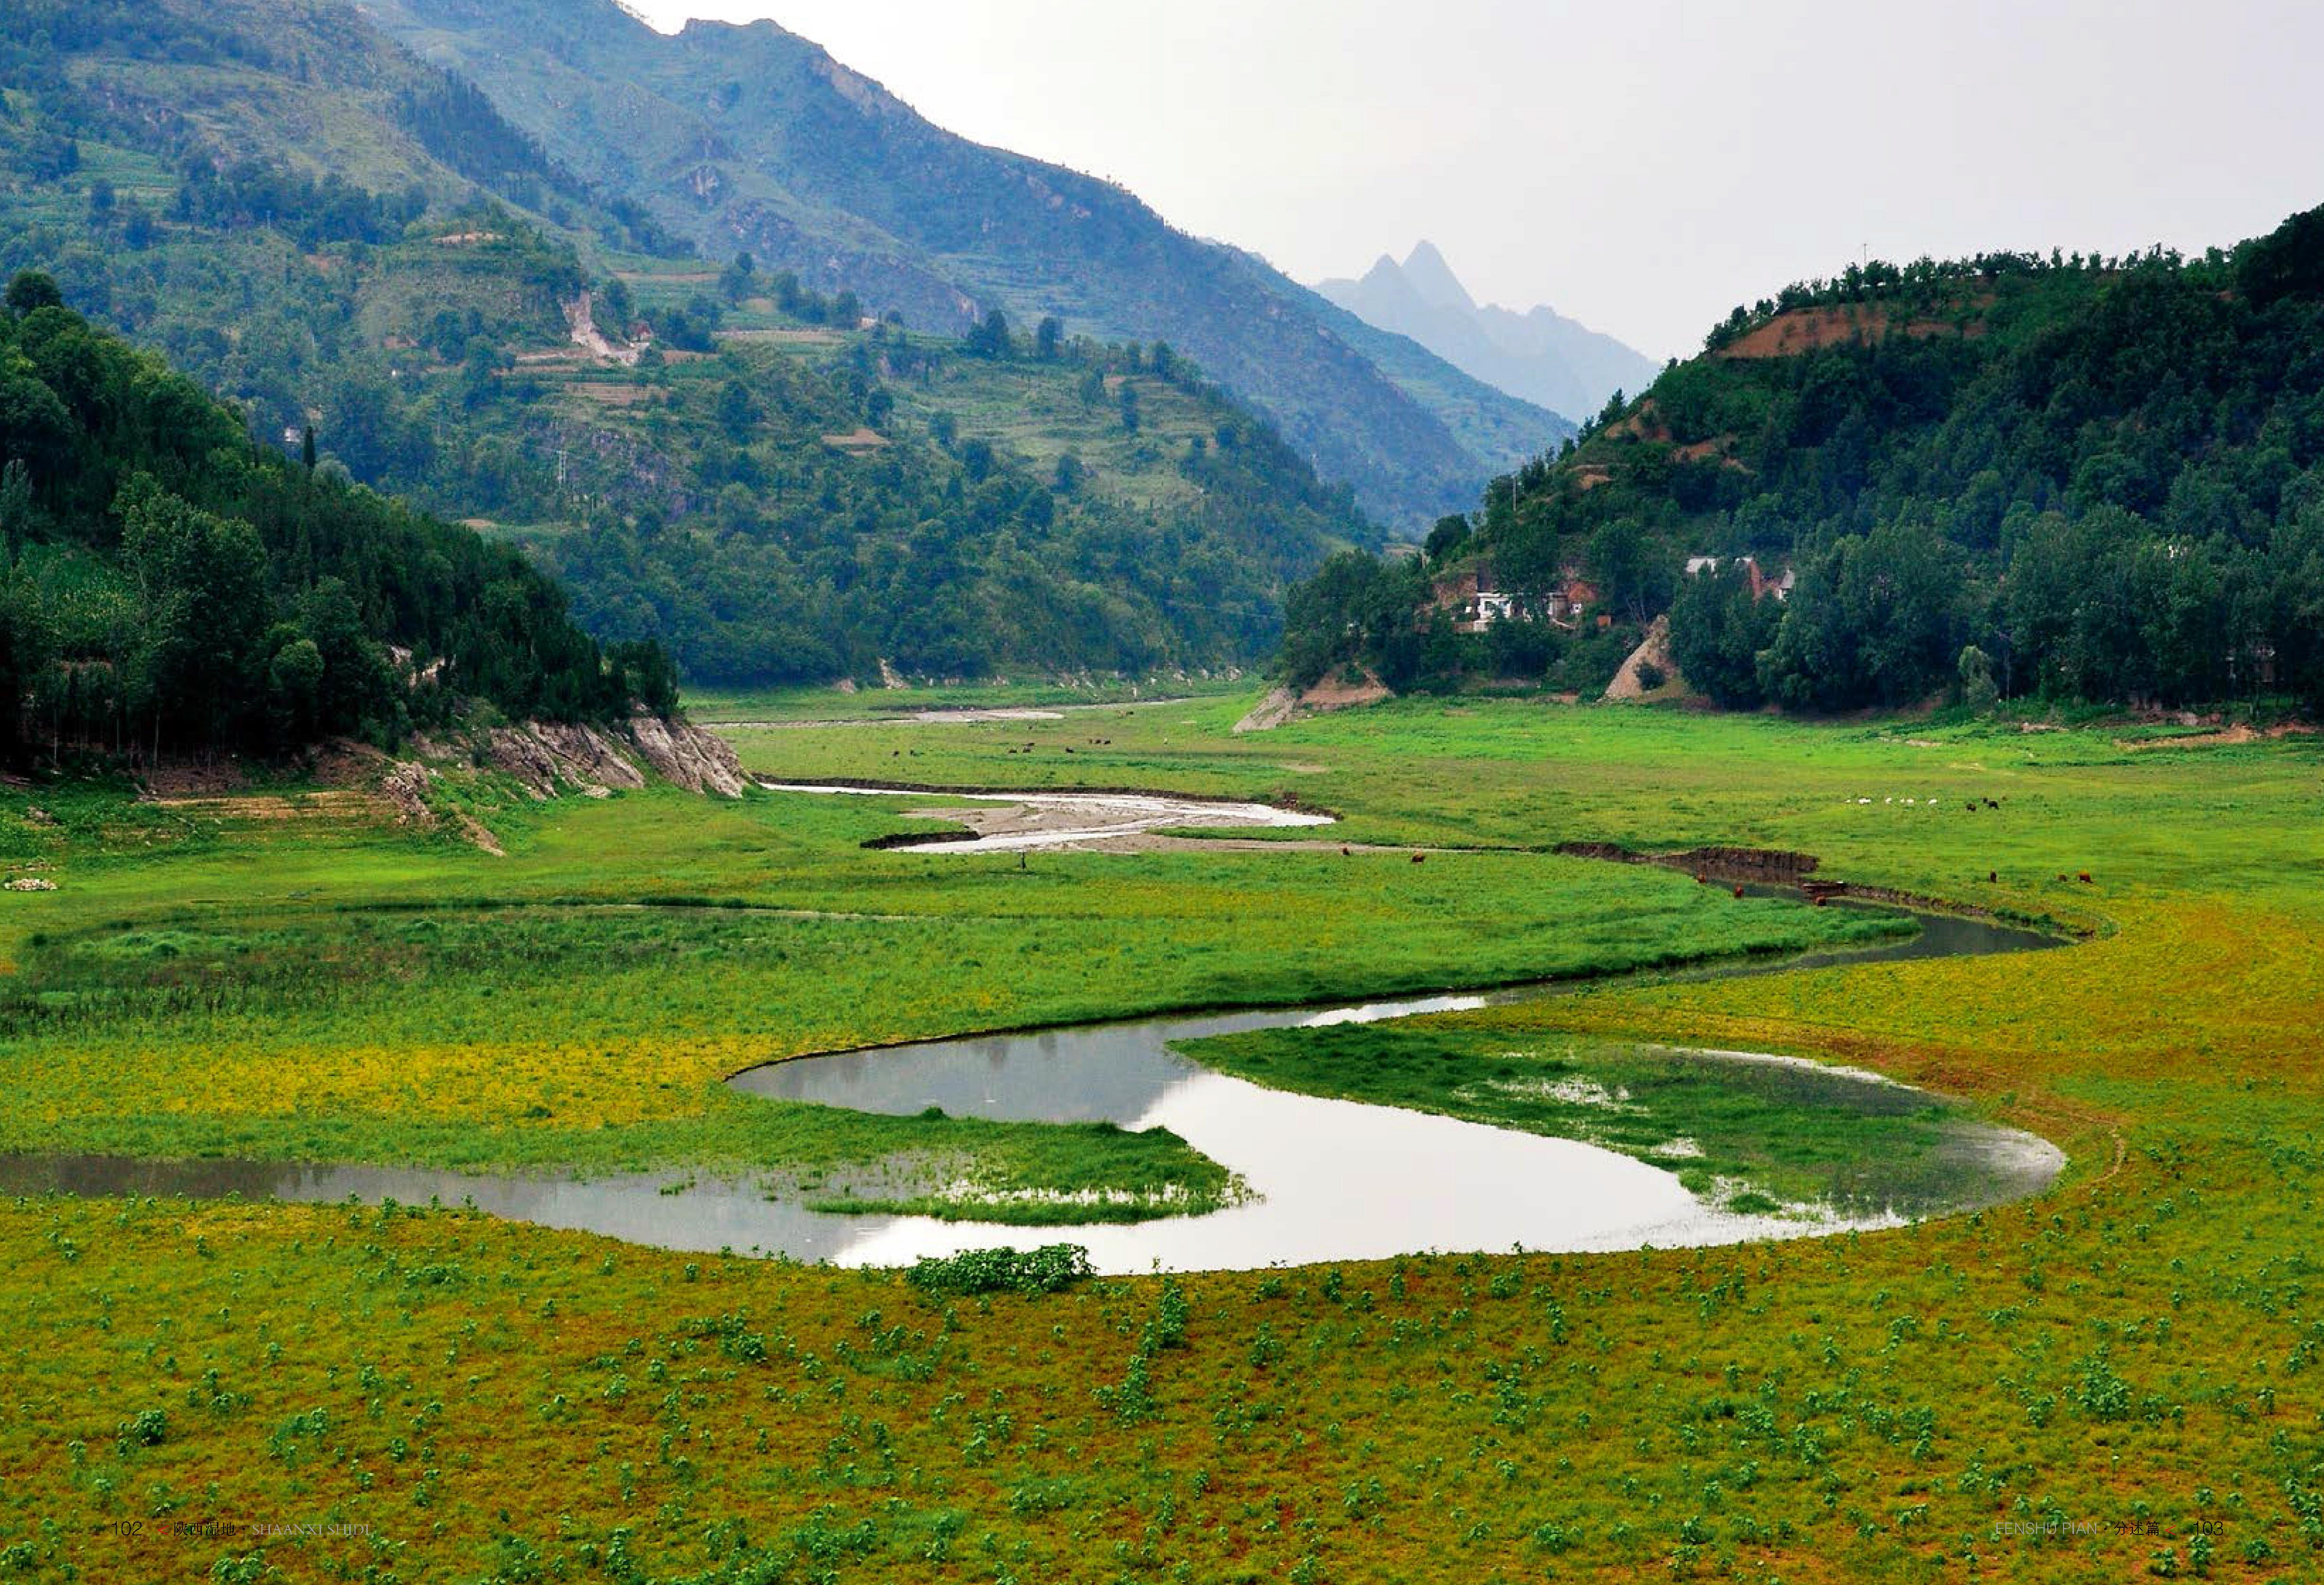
[0,786,2069,1274]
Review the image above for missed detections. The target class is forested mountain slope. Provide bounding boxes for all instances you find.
[354,0,1571,525]
[0,0,1374,682]
[517,283,1374,682]
[1279,205,2324,715]
[0,271,668,762]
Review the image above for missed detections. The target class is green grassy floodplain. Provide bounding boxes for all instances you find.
[681,676,1248,725]
[3,693,2322,1581]
[0,773,1885,1219]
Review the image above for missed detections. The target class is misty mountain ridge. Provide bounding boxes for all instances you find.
[356,0,1571,526]
[1316,242,1661,424]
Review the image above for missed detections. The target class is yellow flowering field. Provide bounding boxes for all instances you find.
[0,697,2320,1580]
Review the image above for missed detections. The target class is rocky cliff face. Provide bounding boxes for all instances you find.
[624,715,749,798]
[466,717,747,801]
[384,714,748,852]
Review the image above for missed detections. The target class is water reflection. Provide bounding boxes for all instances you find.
[0,902,2069,1273]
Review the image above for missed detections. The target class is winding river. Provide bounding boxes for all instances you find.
[0,786,2068,1273]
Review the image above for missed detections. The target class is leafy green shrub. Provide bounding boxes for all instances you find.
[906,1244,1093,1298]
[1144,1280,1190,1350]
[2073,1352,2133,1420]
[114,1408,166,1454]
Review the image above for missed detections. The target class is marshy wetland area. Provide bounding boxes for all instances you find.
[5,692,2322,1581]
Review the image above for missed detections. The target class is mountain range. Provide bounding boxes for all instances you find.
[352,0,1572,526]
[1314,242,1661,426]
[0,0,1400,682]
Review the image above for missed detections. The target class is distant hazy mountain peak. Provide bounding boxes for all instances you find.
[1314,242,1657,425]
[1399,241,1476,313]
[1356,254,1428,311]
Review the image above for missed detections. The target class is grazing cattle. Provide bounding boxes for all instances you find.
[2079,872,2093,884]
[1411,853,1426,864]
[1341,846,1351,857]
[1988,870,1998,883]
[1695,872,1708,884]
[1732,884,1745,898]
[1966,801,1978,812]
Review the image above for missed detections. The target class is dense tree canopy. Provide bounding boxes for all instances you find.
[520,310,1366,685]
[0,276,669,762]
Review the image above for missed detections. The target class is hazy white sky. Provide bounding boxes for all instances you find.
[626,0,2324,360]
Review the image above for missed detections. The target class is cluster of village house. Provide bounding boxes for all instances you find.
[1430,555,1794,634]
[1683,555,1797,602]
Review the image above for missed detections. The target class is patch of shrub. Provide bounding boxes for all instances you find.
[906,1244,1093,1298]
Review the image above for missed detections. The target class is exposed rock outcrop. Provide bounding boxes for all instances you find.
[1233,670,1390,733]
[486,724,601,799]
[395,714,743,854]
[507,722,650,798]
[479,717,743,801]
[1233,687,1299,735]
[1301,669,1391,712]
[626,714,747,797]
[1604,614,1685,701]
[115,715,743,863]
[382,760,435,826]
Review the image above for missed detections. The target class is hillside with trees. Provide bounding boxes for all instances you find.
[0,0,1378,684]
[1279,204,2324,715]
[520,286,1374,682]
[354,0,1573,526]
[0,271,669,764]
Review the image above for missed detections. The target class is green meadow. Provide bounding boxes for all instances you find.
[2,695,2322,1580]
[0,763,1880,1219]
[680,676,1247,726]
